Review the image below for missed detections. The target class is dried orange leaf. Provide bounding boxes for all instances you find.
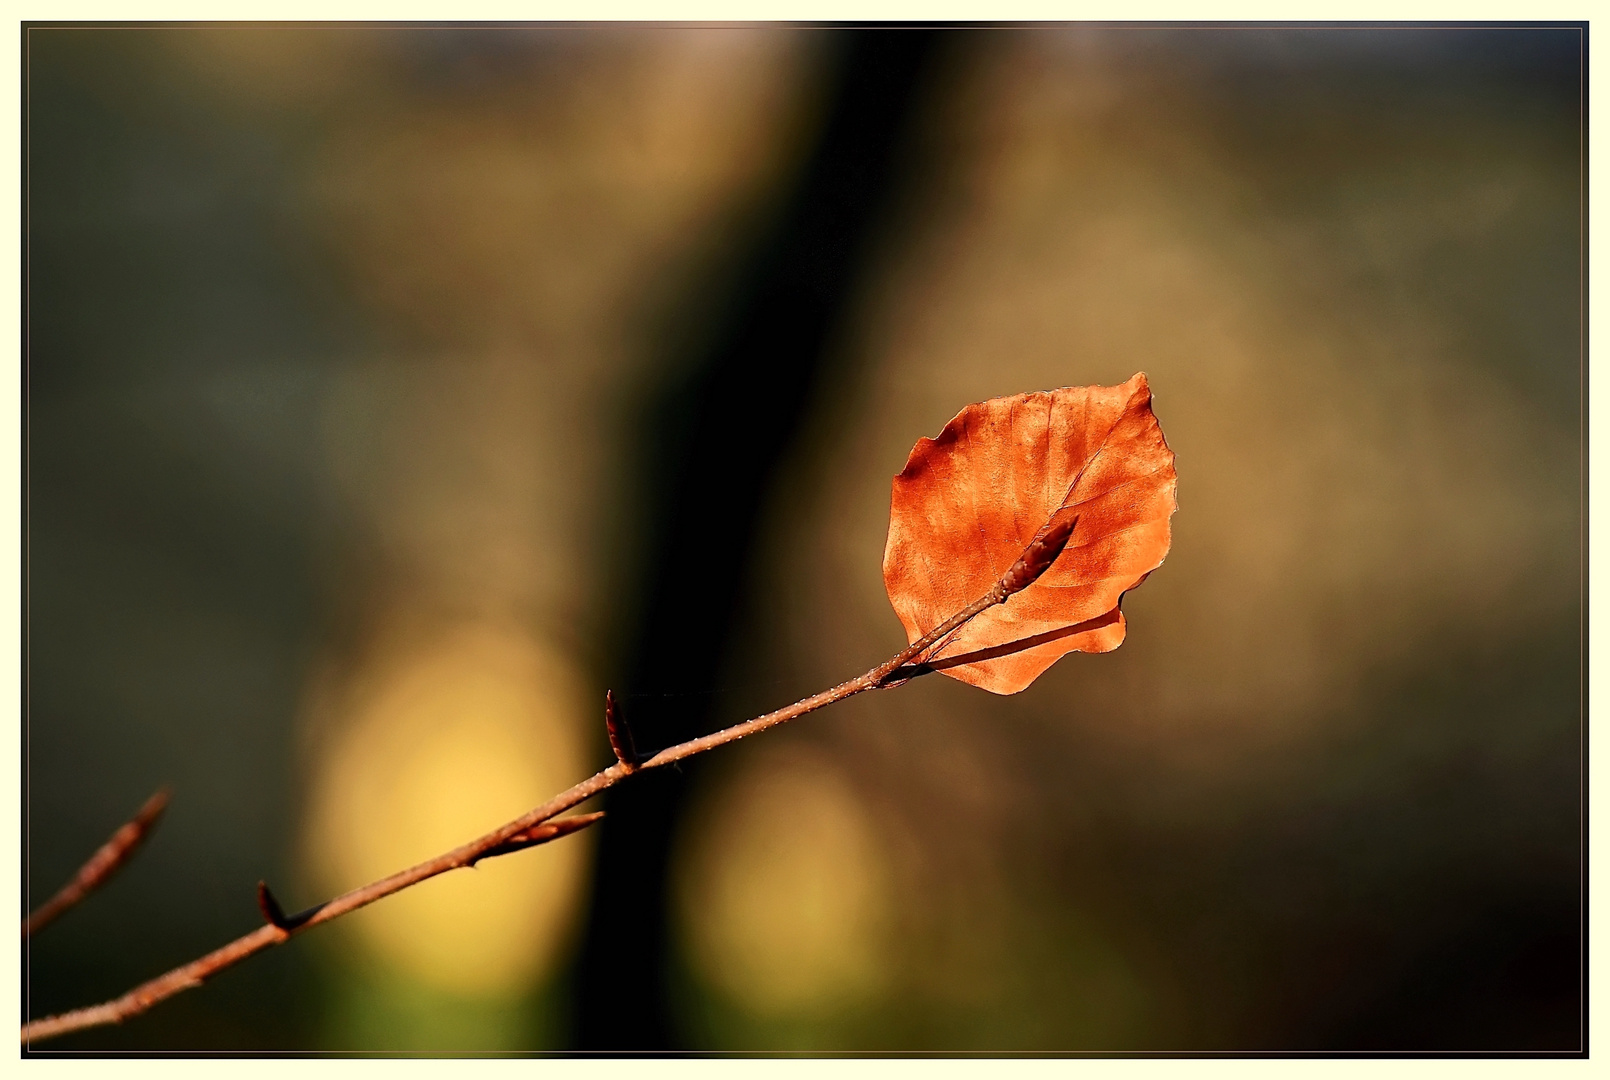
[882,372,1177,694]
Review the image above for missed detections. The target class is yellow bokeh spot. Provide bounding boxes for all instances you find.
[675,747,892,1017]
[303,621,592,996]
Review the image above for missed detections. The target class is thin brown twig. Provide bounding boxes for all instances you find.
[22,809,609,1045]
[21,518,1076,1046]
[24,789,172,941]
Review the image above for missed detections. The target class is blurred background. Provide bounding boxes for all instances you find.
[23,24,1582,1052]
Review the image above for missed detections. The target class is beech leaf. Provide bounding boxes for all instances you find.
[882,372,1177,694]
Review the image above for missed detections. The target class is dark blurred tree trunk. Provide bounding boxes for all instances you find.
[570,27,946,1051]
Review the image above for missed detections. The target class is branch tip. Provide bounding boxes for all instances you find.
[23,786,175,941]
[137,788,173,825]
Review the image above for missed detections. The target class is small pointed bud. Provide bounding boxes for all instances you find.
[474,811,607,865]
[604,689,640,768]
[996,513,1079,600]
[256,881,291,931]
[522,811,605,845]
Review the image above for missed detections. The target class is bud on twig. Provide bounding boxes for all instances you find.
[472,811,606,866]
[256,881,292,931]
[994,513,1079,601]
[604,689,639,768]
